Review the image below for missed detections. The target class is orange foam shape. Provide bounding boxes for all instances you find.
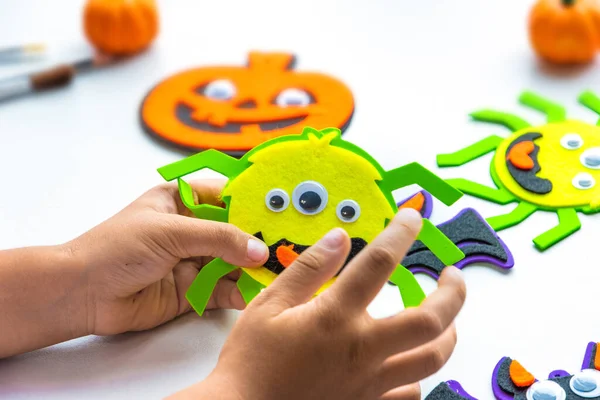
[276,244,299,268]
[509,360,535,387]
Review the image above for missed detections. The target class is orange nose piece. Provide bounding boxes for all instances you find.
[507,141,535,170]
[276,244,299,268]
[398,192,425,213]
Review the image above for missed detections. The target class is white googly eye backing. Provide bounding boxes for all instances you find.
[275,88,311,107]
[292,181,328,215]
[560,133,584,150]
[204,79,236,101]
[581,147,600,170]
[265,189,290,212]
[526,380,566,400]
[336,200,361,223]
[572,172,596,190]
[570,369,600,398]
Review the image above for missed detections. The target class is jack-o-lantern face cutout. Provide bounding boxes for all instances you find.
[140,52,355,155]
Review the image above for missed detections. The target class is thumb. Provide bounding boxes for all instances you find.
[158,215,269,267]
[258,228,351,311]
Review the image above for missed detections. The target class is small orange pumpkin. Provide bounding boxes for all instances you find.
[83,0,159,56]
[528,0,600,64]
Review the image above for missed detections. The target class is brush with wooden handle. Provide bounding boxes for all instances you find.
[0,53,113,102]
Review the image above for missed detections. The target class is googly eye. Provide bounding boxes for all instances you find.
[581,147,600,170]
[560,133,584,150]
[336,200,361,223]
[526,380,566,400]
[570,370,600,397]
[204,79,236,101]
[572,172,596,190]
[275,88,311,107]
[265,189,290,212]
[292,181,328,215]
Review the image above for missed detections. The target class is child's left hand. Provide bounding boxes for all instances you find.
[72,179,269,336]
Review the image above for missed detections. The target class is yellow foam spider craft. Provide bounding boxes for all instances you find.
[158,127,465,316]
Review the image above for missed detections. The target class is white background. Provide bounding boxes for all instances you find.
[1,0,600,398]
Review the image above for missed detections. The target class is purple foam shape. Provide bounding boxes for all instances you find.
[548,370,570,379]
[447,380,479,400]
[582,341,596,370]
[397,190,433,219]
[492,357,517,400]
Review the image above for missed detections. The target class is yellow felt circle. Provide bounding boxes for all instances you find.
[494,120,600,209]
[223,132,395,289]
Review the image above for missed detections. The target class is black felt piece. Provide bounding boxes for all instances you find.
[425,382,471,400]
[401,209,509,275]
[496,358,528,397]
[254,232,366,276]
[505,132,553,195]
[588,344,598,370]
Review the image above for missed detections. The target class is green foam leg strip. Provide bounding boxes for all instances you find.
[445,178,515,205]
[157,149,244,181]
[418,219,465,266]
[237,272,265,305]
[533,208,581,251]
[437,135,504,167]
[578,90,600,126]
[519,91,566,123]
[389,264,426,308]
[186,258,237,316]
[383,162,463,206]
[178,179,228,222]
[487,202,537,232]
[470,110,531,131]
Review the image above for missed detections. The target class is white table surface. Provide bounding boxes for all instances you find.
[2,0,600,398]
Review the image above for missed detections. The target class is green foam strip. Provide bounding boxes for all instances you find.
[178,179,228,222]
[157,149,244,181]
[487,202,537,232]
[237,271,265,305]
[470,109,531,132]
[437,135,504,167]
[519,91,566,123]
[445,178,515,205]
[578,90,600,126]
[389,264,426,308]
[533,208,581,251]
[186,258,237,316]
[418,219,465,266]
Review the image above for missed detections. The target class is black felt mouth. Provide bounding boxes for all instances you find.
[175,103,307,133]
[254,232,367,276]
[505,132,553,195]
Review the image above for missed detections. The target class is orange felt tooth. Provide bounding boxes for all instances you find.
[276,244,299,268]
[507,141,535,170]
[509,360,535,387]
[399,192,425,213]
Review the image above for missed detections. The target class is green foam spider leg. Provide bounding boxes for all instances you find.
[470,110,531,131]
[158,149,245,181]
[382,162,463,206]
[237,272,265,305]
[519,91,566,123]
[578,90,600,126]
[533,208,581,251]
[437,135,504,167]
[486,202,538,232]
[418,219,465,266]
[186,258,237,316]
[445,178,515,205]
[389,264,426,308]
[178,179,228,221]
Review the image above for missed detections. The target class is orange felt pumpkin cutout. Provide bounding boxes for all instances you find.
[509,360,536,387]
[83,0,159,56]
[140,52,355,156]
[528,0,600,64]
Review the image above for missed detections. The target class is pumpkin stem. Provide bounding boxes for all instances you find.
[562,0,576,6]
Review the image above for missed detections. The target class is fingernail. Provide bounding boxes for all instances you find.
[247,239,268,262]
[397,207,422,221]
[321,228,345,250]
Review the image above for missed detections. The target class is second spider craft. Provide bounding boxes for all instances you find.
[158,126,465,316]
[437,91,600,251]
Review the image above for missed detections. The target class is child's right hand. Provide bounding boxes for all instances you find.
[172,209,466,400]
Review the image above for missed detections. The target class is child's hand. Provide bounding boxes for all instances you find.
[70,179,269,336]
[174,209,466,400]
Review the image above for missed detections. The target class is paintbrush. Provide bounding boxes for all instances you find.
[0,53,113,102]
[0,43,46,62]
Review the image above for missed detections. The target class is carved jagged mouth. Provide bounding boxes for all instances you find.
[175,103,307,133]
[254,232,367,275]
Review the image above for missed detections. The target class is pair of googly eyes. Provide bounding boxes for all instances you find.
[560,134,600,169]
[265,181,361,223]
[525,370,600,400]
[203,79,312,107]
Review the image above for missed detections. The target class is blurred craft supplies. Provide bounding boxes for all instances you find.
[0,53,113,102]
[0,43,46,62]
